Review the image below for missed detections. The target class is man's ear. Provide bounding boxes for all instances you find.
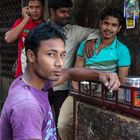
[50,8,55,17]
[118,25,122,33]
[99,20,102,28]
[26,49,35,63]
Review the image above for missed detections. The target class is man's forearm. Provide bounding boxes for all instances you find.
[66,68,120,91]
[53,68,120,91]
[5,18,29,43]
[86,29,100,41]
[67,68,100,81]
[53,68,99,87]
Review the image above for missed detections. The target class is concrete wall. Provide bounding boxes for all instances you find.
[76,102,140,140]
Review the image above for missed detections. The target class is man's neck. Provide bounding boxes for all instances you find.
[101,37,115,46]
[32,18,44,24]
[96,37,115,54]
[49,19,63,27]
[22,70,48,90]
[49,19,65,32]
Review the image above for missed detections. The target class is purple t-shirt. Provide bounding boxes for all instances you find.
[0,77,56,140]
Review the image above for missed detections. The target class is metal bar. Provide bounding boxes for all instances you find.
[115,90,118,109]
[131,87,134,109]
[71,80,140,119]
[73,96,76,140]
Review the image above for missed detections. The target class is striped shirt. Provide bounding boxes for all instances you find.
[77,36,131,72]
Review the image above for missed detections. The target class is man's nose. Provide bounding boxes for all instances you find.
[65,12,70,18]
[107,24,112,30]
[32,8,37,12]
[55,56,64,67]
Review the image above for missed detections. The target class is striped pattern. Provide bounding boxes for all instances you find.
[77,37,131,74]
[85,60,117,72]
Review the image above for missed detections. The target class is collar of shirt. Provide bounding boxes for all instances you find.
[19,76,52,92]
[47,19,74,36]
[95,36,117,50]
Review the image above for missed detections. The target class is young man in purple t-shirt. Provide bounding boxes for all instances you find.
[0,22,120,140]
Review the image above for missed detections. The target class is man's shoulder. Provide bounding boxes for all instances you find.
[7,77,36,106]
[116,39,128,49]
[8,77,25,93]
[13,18,23,24]
[64,24,85,31]
[4,84,39,116]
[11,18,23,28]
[115,39,130,57]
[116,38,127,47]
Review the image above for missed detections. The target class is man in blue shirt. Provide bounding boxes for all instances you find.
[73,7,131,86]
[67,7,131,139]
[58,7,130,140]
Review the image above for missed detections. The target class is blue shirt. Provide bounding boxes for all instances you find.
[77,36,131,72]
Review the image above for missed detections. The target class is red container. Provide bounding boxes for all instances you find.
[123,76,140,107]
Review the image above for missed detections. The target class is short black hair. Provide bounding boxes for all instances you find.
[48,0,73,10]
[25,22,66,55]
[27,0,45,6]
[100,7,124,26]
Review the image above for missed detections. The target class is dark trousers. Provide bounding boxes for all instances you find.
[48,89,69,124]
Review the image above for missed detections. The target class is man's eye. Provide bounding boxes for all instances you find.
[47,53,55,57]
[60,10,66,14]
[29,6,33,9]
[112,24,117,27]
[36,6,40,9]
[61,54,66,59]
[103,22,109,25]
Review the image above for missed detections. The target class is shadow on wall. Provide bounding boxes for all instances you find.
[74,0,124,28]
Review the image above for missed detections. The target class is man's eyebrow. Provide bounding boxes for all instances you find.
[47,49,66,54]
[62,51,66,54]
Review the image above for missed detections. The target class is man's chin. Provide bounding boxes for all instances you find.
[50,76,60,81]
[60,21,70,26]
[32,18,40,21]
[32,17,42,21]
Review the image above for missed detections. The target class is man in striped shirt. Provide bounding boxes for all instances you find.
[73,7,131,86]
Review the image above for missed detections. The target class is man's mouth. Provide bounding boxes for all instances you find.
[62,18,70,22]
[104,31,113,35]
[53,69,62,76]
[32,14,39,18]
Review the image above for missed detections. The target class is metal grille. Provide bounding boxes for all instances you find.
[70,80,140,118]
[0,0,21,110]
[0,0,21,78]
